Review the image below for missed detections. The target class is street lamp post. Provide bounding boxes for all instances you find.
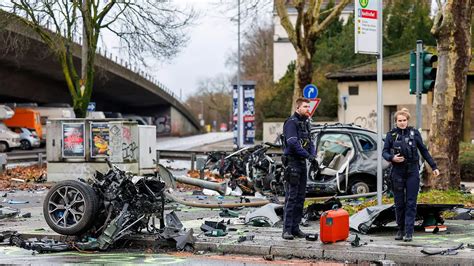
[237,0,244,148]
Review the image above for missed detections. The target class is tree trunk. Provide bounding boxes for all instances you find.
[292,53,313,111]
[428,0,472,189]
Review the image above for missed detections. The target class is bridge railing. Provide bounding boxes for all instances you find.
[13,10,183,104]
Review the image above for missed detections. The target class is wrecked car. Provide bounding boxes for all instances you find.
[308,123,391,195]
[200,142,284,195]
[42,159,194,251]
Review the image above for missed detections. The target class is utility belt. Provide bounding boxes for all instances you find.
[281,154,306,167]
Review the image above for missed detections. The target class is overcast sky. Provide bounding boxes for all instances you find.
[102,0,268,101]
[153,1,238,100]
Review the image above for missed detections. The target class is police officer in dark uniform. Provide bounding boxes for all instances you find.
[281,98,316,240]
[382,108,439,242]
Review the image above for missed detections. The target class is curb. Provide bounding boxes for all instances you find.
[15,233,474,265]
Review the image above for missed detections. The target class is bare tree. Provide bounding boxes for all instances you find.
[427,0,473,189]
[0,1,194,117]
[275,0,350,110]
[186,76,232,130]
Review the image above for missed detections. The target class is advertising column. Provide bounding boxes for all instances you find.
[233,81,255,147]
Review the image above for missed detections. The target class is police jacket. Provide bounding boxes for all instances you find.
[283,112,315,159]
[382,126,437,170]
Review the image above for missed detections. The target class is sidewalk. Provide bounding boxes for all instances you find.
[1,190,473,264]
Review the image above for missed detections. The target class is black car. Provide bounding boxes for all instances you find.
[307,123,390,195]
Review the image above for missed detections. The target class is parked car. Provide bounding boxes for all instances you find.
[10,127,41,150]
[0,122,21,152]
[308,123,391,195]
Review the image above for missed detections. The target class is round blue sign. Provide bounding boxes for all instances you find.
[303,84,318,99]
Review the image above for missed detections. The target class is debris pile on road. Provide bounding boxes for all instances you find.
[0,165,48,190]
[40,160,195,252]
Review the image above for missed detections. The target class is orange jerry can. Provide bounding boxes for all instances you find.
[320,208,349,243]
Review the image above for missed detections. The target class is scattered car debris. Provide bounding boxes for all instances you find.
[450,208,473,220]
[424,225,447,233]
[7,200,29,204]
[200,220,227,233]
[0,206,20,219]
[350,234,367,247]
[165,211,183,230]
[21,212,31,218]
[304,197,342,221]
[219,208,239,218]
[40,159,194,251]
[421,243,464,256]
[237,234,255,243]
[350,204,464,234]
[204,229,227,237]
[305,233,318,241]
[245,203,283,227]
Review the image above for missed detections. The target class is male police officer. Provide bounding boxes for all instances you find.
[281,98,316,240]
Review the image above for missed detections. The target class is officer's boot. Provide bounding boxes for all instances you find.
[282,231,294,240]
[292,228,307,238]
[394,230,404,241]
[403,234,413,242]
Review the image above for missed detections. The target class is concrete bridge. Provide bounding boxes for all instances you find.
[0,20,200,136]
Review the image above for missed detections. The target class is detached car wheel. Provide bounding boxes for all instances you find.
[43,180,99,235]
[349,179,371,195]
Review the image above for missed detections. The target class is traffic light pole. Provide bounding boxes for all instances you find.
[416,40,423,130]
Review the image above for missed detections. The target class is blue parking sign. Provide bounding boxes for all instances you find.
[87,102,96,112]
[303,84,318,99]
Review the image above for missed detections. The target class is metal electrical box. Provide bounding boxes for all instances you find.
[138,125,157,174]
[46,119,156,181]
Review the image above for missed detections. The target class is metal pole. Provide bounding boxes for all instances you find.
[81,0,88,82]
[416,40,423,130]
[376,0,383,206]
[237,0,244,148]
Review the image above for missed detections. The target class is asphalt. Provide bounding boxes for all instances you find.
[1,190,473,265]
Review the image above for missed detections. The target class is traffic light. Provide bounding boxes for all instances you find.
[409,51,416,95]
[421,51,437,93]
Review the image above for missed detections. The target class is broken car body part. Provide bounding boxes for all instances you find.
[41,159,196,251]
[245,203,283,227]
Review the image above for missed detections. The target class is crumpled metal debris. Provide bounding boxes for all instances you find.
[451,208,474,220]
[41,160,195,252]
[245,203,284,227]
[349,204,395,234]
[200,220,227,232]
[304,197,342,221]
[421,243,464,256]
[0,206,20,219]
[350,203,465,234]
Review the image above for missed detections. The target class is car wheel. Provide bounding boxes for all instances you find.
[0,142,8,152]
[20,140,31,150]
[349,178,371,195]
[43,180,99,235]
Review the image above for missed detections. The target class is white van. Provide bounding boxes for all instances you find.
[0,105,20,152]
[0,122,21,152]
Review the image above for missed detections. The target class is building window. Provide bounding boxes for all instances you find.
[348,86,359,95]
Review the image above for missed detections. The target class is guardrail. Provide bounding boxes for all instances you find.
[4,149,283,171]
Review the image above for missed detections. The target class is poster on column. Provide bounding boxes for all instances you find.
[62,123,85,158]
[90,122,109,158]
[233,82,256,147]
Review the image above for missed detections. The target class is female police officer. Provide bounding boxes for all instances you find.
[382,108,440,242]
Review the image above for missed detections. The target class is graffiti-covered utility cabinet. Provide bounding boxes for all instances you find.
[46,119,157,182]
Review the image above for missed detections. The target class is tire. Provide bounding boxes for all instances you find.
[20,140,31,150]
[348,178,372,195]
[0,142,8,152]
[43,180,100,235]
